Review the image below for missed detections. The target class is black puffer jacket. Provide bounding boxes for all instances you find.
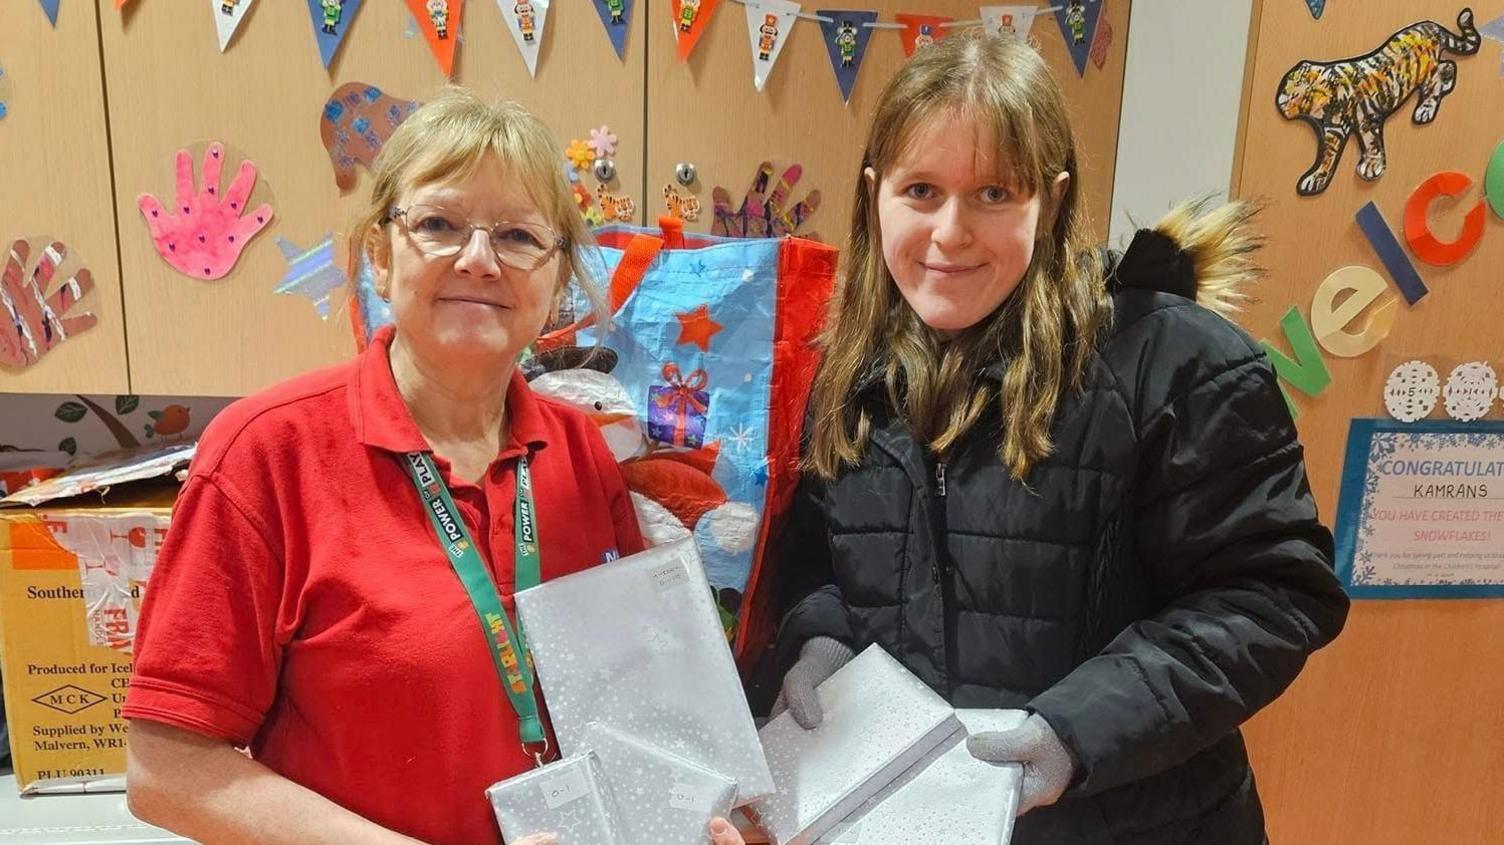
[772,231,1350,844]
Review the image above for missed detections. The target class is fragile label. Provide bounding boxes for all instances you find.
[538,766,591,810]
[648,561,688,592]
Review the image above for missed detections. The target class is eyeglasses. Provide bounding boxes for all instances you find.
[385,204,567,271]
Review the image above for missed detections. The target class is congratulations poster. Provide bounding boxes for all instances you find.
[1335,419,1504,598]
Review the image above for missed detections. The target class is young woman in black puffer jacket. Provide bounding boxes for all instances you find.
[766,33,1349,845]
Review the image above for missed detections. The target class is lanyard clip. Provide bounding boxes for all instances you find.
[523,737,551,769]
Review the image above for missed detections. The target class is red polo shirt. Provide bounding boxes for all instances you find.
[125,326,644,845]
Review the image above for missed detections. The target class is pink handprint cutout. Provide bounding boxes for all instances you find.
[137,142,274,280]
[1,239,97,369]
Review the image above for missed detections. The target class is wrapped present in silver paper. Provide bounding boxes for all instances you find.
[816,709,1027,845]
[582,721,738,844]
[515,539,774,804]
[486,752,625,844]
[746,645,965,845]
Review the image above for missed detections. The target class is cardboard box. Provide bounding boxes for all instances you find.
[0,485,176,795]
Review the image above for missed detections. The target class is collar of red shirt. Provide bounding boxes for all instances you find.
[349,325,551,456]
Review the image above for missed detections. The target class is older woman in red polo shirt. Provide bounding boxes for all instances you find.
[122,90,748,845]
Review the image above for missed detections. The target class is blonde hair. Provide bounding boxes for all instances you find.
[350,87,606,332]
[807,33,1109,482]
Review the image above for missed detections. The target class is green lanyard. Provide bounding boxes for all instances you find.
[403,451,546,756]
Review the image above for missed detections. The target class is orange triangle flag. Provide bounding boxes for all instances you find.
[671,0,722,61]
[405,0,463,77]
[114,0,133,8]
[895,13,952,57]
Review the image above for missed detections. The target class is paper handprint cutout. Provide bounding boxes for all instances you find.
[1,239,97,370]
[711,161,820,240]
[137,142,274,281]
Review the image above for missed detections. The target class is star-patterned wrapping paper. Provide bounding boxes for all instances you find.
[486,752,626,844]
[815,709,1028,845]
[515,539,775,804]
[746,645,965,845]
[581,721,738,843]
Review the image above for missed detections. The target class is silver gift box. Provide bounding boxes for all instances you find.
[816,709,1027,845]
[486,752,626,845]
[582,721,738,844]
[746,645,965,845]
[515,539,774,804]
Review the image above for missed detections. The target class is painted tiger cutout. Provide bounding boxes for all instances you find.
[1275,8,1479,196]
[663,184,702,222]
[597,184,636,223]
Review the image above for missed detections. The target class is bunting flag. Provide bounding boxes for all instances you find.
[114,0,132,9]
[817,9,876,104]
[1054,0,1101,76]
[744,0,799,91]
[671,0,721,61]
[405,0,462,77]
[590,0,634,59]
[1482,13,1504,76]
[895,13,951,58]
[211,0,255,52]
[1304,0,1324,19]
[306,0,364,69]
[1089,15,1112,70]
[500,0,551,77]
[38,0,60,26]
[980,5,1038,40]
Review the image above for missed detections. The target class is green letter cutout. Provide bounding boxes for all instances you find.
[1260,305,1332,419]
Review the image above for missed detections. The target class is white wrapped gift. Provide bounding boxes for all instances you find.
[515,539,774,804]
[582,721,738,844]
[745,644,965,845]
[486,752,625,844]
[816,708,1027,844]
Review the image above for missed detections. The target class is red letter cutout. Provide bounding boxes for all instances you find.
[1403,171,1485,266]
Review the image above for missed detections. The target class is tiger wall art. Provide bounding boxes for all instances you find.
[1276,8,1480,197]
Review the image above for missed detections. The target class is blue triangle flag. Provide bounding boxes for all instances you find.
[591,0,635,60]
[1054,0,1102,76]
[1305,0,1325,20]
[306,0,365,69]
[39,0,61,26]
[817,10,876,104]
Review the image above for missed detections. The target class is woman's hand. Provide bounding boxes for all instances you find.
[966,713,1077,815]
[769,636,855,729]
[709,816,746,844]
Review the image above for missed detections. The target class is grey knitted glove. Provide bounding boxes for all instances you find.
[966,713,1077,815]
[769,636,855,729]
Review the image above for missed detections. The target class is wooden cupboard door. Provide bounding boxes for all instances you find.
[100,1,645,396]
[0,1,128,394]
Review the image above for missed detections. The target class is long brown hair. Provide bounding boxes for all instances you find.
[806,33,1109,482]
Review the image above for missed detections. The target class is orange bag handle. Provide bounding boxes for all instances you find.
[535,226,667,351]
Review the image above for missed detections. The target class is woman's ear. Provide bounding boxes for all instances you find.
[1050,171,1070,208]
[366,226,392,300]
[863,166,879,201]
[1043,171,1071,230]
